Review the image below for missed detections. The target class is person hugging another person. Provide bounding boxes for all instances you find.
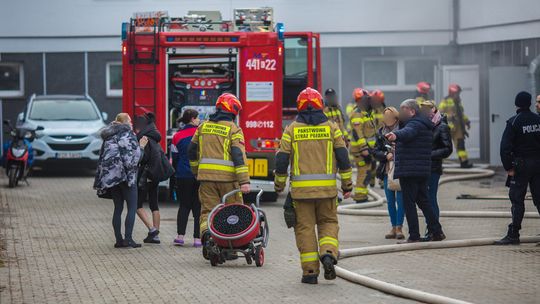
[171,109,202,247]
[373,107,405,240]
[135,112,174,244]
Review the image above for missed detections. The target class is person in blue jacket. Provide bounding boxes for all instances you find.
[171,109,202,247]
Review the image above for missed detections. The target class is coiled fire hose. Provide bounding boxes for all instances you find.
[335,165,540,304]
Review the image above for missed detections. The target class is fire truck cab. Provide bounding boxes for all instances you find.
[121,8,321,200]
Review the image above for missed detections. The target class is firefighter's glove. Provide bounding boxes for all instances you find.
[274,172,287,193]
[283,193,296,229]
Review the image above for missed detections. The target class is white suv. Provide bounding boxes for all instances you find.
[18,94,107,168]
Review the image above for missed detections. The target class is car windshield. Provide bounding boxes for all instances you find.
[28,99,100,121]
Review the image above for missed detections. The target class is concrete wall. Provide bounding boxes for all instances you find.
[0,0,454,52]
[458,0,540,44]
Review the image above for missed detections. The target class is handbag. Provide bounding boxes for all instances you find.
[387,160,401,191]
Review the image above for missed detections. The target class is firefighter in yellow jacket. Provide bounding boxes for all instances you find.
[274,87,353,284]
[439,84,473,168]
[323,88,349,141]
[188,93,250,259]
[349,88,377,203]
[369,90,386,187]
[415,81,431,105]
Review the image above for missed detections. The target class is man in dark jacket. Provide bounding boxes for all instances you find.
[496,91,540,245]
[386,99,445,242]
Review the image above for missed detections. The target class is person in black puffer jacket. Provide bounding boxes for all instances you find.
[420,101,453,234]
[135,113,174,244]
[385,99,445,243]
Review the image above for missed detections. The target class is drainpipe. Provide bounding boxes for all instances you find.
[529,55,540,96]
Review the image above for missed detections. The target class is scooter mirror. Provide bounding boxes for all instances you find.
[36,126,45,131]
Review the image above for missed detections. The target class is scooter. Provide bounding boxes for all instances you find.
[2,120,39,188]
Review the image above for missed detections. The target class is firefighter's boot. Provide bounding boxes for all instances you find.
[301,275,318,284]
[321,255,337,280]
[201,231,211,260]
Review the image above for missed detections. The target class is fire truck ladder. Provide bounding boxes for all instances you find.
[129,19,159,116]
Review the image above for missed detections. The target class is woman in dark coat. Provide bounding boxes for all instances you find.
[94,113,146,248]
[171,109,202,247]
[373,107,405,239]
[420,101,453,225]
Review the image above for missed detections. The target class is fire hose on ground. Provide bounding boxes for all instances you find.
[335,165,540,304]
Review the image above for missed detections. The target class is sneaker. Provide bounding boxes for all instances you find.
[193,239,202,248]
[173,237,185,246]
[321,255,337,280]
[144,233,161,244]
[301,275,318,284]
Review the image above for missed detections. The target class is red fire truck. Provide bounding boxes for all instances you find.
[121,8,321,200]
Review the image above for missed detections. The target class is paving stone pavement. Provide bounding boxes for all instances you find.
[0,167,538,304]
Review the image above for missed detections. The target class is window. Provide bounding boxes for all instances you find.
[29,99,100,121]
[0,63,24,97]
[364,60,398,86]
[284,37,308,77]
[363,58,438,91]
[106,62,122,97]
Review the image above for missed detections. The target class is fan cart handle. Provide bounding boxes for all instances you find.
[221,189,264,206]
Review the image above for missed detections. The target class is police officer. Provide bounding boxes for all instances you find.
[188,93,250,258]
[323,88,349,140]
[495,91,540,245]
[349,88,377,203]
[275,87,353,284]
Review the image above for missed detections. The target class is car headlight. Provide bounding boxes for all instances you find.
[11,147,26,158]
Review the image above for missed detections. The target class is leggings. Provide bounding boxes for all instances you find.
[137,180,160,211]
[176,178,201,238]
[111,182,138,242]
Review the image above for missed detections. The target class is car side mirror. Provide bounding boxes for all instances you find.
[17,112,24,122]
[102,112,108,121]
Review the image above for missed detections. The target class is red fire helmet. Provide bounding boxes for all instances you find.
[296,87,324,111]
[370,89,385,103]
[352,88,368,102]
[215,93,242,115]
[416,82,431,94]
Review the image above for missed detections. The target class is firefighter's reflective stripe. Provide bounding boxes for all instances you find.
[200,122,231,137]
[300,252,319,263]
[281,133,291,143]
[275,175,287,183]
[350,117,371,124]
[223,138,231,161]
[231,133,244,141]
[326,141,333,174]
[293,126,331,141]
[367,137,377,147]
[235,165,249,174]
[189,161,199,166]
[291,174,337,181]
[199,158,235,172]
[340,171,352,179]
[319,236,339,248]
[458,150,468,158]
[291,179,337,188]
[355,187,368,194]
[292,142,300,175]
[334,129,343,138]
[357,160,366,167]
[350,138,367,147]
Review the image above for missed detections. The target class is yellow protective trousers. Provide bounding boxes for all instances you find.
[294,198,339,276]
[199,181,242,234]
[353,155,370,201]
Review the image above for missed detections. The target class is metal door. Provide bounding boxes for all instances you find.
[488,66,529,166]
[441,65,480,159]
